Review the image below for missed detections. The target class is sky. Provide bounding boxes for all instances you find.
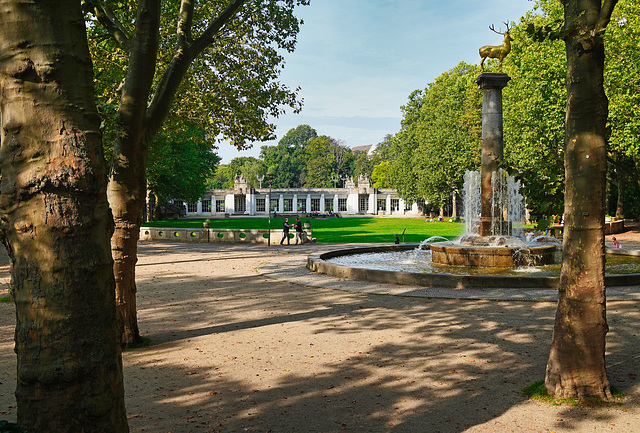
[216,0,536,163]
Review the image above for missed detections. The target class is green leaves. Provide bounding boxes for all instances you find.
[390,62,482,209]
[147,123,220,203]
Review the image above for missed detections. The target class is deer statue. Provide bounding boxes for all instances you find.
[479,22,513,73]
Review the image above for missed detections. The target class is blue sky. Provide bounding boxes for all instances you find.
[217,0,536,163]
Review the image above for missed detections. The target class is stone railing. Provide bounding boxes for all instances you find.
[139,227,313,244]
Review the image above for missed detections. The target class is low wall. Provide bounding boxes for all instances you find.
[549,219,624,238]
[139,227,312,244]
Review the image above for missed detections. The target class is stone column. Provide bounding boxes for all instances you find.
[475,73,510,236]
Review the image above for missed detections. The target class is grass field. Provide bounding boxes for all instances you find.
[144,217,464,243]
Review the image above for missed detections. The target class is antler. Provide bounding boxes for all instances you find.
[489,21,511,35]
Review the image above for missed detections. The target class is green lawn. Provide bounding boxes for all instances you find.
[143,217,464,243]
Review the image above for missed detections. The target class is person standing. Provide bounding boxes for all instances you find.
[280,218,292,245]
[295,217,304,245]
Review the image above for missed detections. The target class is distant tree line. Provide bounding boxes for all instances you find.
[205,124,396,190]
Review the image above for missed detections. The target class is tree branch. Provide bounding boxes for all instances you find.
[83,0,132,53]
[596,0,619,33]
[145,0,248,140]
[177,0,195,48]
[192,0,248,57]
[117,0,161,147]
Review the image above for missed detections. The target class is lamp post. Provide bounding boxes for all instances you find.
[341,175,349,188]
[267,174,274,246]
[257,174,264,189]
[331,175,339,188]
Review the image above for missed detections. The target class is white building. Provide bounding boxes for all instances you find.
[177,175,422,217]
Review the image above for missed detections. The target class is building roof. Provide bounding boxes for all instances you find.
[351,144,372,154]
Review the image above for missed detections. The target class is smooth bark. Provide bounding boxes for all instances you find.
[107,0,161,347]
[0,0,128,430]
[545,0,617,400]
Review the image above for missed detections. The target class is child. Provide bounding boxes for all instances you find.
[612,237,622,248]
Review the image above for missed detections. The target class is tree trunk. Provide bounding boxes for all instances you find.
[545,0,616,400]
[108,2,161,347]
[452,190,458,219]
[0,1,128,431]
[616,169,624,219]
[108,153,146,347]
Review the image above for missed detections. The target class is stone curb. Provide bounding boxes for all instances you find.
[257,245,640,302]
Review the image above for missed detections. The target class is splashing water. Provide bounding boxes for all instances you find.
[463,169,525,238]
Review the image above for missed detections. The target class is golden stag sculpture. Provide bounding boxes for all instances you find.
[479,22,513,73]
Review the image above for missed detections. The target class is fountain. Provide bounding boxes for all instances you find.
[429,73,555,268]
[307,62,640,290]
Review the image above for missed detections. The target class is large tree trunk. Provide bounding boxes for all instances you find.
[545,0,616,400]
[0,1,129,431]
[108,2,161,347]
[108,145,147,347]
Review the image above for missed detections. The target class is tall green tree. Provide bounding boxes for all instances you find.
[604,0,640,218]
[391,62,482,209]
[0,0,128,430]
[84,0,308,345]
[544,0,618,400]
[147,124,220,204]
[225,156,265,188]
[304,136,337,187]
[371,161,392,188]
[503,1,566,227]
[261,124,317,187]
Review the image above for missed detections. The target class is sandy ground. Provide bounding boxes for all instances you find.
[0,225,639,432]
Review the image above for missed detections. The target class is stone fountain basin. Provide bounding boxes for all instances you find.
[307,244,640,290]
[430,242,556,268]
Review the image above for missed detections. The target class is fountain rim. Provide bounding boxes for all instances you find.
[306,244,640,290]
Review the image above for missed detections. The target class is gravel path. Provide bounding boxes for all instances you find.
[0,223,637,432]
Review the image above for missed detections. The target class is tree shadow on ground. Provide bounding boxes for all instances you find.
[122,243,640,432]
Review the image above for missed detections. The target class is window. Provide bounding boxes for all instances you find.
[338,198,347,212]
[311,198,320,212]
[187,202,198,213]
[256,198,265,213]
[391,198,400,212]
[270,198,278,212]
[405,201,412,211]
[377,199,386,212]
[202,199,211,213]
[216,200,225,213]
[297,200,306,212]
[234,195,246,213]
[284,198,293,212]
[325,198,333,212]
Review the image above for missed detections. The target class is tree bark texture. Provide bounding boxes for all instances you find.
[545,0,616,400]
[107,1,161,347]
[0,0,129,431]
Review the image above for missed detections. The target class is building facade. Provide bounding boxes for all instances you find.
[178,175,421,217]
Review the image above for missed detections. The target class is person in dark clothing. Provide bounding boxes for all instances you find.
[294,217,304,245]
[280,218,292,245]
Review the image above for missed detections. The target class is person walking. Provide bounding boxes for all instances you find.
[294,217,304,245]
[280,218,292,245]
